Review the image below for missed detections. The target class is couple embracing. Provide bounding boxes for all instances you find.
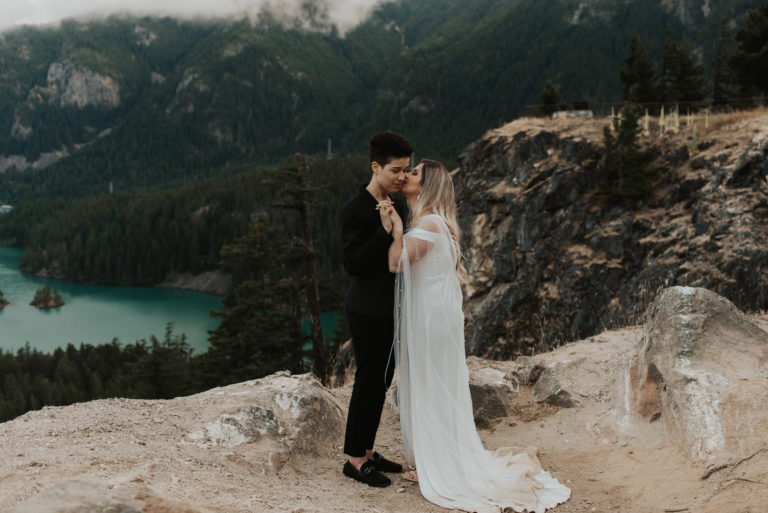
[341,131,570,513]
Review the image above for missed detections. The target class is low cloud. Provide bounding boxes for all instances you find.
[2,0,382,34]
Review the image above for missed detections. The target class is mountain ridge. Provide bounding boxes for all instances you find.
[0,0,760,203]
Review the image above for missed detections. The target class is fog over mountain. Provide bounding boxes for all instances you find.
[1,0,382,33]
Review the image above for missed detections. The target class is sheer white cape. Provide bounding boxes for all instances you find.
[394,214,570,513]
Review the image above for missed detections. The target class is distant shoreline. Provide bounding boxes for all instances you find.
[1,247,227,296]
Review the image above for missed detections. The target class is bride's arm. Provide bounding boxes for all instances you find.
[387,209,404,273]
[388,216,437,273]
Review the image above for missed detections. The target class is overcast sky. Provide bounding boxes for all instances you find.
[1,0,382,33]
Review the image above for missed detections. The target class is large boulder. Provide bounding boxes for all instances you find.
[630,286,768,465]
[186,372,346,472]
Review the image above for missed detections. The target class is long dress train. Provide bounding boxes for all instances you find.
[394,214,570,513]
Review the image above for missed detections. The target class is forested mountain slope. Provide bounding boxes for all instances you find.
[0,0,759,202]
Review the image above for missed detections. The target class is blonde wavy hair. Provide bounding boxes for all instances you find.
[408,159,467,282]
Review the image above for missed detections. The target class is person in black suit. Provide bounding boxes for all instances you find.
[341,131,412,487]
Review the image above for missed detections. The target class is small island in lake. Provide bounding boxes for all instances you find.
[30,286,65,309]
[0,288,8,308]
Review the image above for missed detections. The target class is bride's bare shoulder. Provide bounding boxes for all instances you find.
[414,214,444,233]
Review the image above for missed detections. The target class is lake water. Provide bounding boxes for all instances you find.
[0,246,222,354]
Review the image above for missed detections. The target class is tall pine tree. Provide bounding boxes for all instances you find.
[203,213,307,387]
[712,19,739,106]
[275,154,327,382]
[658,27,680,103]
[675,36,708,106]
[731,4,768,97]
[620,35,657,105]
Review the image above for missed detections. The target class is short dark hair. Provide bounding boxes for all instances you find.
[370,131,413,167]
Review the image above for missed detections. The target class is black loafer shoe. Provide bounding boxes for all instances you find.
[343,461,392,487]
[371,452,403,473]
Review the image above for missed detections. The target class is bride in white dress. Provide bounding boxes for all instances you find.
[377,159,570,513]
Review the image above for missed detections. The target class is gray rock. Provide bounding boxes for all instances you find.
[467,358,519,420]
[532,366,575,408]
[187,372,346,472]
[630,286,768,465]
[667,145,690,167]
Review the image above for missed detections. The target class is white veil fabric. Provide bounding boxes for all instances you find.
[394,214,570,513]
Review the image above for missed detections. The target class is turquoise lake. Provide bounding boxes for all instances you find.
[0,246,222,354]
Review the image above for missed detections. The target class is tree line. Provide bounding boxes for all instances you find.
[538,5,768,207]
[540,4,768,113]
[0,155,369,301]
[0,326,198,422]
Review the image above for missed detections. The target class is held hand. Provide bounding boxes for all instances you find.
[389,207,403,237]
[376,200,395,234]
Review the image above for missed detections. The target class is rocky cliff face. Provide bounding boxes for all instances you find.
[38,61,121,110]
[9,61,120,145]
[455,112,768,359]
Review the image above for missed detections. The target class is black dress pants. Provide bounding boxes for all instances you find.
[343,311,396,457]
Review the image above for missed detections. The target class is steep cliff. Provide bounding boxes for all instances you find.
[456,109,768,359]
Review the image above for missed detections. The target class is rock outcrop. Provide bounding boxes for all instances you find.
[9,61,120,144]
[456,114,768,359]
[157,270,230,296]
[630,286,768,466]
[31,61,121,110]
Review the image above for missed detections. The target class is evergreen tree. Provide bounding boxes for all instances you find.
[271,154,327,381]
[597,103,661,204]
[132,324,197,399]
[620,35,657,105]
[674,36,708,106]
[658,27,680,103]
[731,4,768,97]
[0,288,8,307]
[203,213,306,387]
[712,19,739,106]
[658,30,707,107]
[539,80,562,116]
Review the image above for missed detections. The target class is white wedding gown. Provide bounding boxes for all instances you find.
[394,214,570,513]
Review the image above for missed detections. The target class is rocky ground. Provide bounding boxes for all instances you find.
[2,306,766,513]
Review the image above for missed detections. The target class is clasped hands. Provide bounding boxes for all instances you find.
[376,200,403,236]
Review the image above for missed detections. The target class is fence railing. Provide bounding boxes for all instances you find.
[524,97,767,139]
[525,96,767,119]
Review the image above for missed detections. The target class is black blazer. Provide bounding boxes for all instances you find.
[342,186,407,318]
